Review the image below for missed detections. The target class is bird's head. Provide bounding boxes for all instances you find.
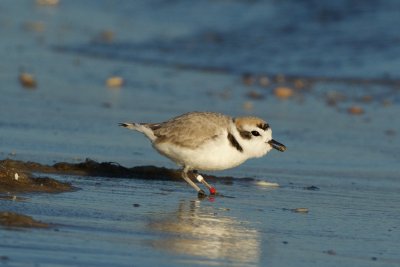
[233,116,286,158]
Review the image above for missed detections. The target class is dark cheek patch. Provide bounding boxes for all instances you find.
[239,130,252,140]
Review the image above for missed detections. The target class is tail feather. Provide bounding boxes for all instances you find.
[119,122,156,141]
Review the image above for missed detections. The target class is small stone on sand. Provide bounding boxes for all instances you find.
[258,76,270,87]
[347,106,364,115]
[96,30,115,43]
[255,180,279,187]
[274,87,294,99]
[292,208,309,213]
[325,91,346,106]
[36,0,59,6]
[242,101,254,111]
[304,185,319,191]
[106,76,124,88]
[19,73,37,88]
[246,90,264,100]
[242,73,255,86]
[324,250,336,255]
[294,79,306,89]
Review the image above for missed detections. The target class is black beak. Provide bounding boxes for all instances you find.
[268,139,286,152]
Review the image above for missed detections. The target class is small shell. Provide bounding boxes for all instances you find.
[258,76,270,87]
[242,101,254,111]
[347,106,364,115]
[19,73,37,88]
[36,0,59,6]
[106,76,124,88]
[255,180,279,187]
[274,87,294,99]
[292,208,309,213]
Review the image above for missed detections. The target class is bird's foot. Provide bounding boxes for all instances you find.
[197,189,207,198]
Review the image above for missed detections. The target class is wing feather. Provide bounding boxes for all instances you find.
[150,112,231,148]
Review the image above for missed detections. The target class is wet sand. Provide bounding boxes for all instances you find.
[0,158,245,188]
[0,212,49,228]
[0,160,74,194]
[1,159,398,266]
[1,1,400,266]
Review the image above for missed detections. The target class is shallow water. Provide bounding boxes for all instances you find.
[1,172,399,267]
[1,1,400,266]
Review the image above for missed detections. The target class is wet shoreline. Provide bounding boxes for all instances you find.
[1,1,399,266]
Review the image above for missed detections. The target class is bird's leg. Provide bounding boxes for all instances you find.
[181,167,206,198]
[193,170,217,195]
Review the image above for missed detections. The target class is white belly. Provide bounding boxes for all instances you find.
[153,136,249,171]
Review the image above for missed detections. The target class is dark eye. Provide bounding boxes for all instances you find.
[251,131,260,136]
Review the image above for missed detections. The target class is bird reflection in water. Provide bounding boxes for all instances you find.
[147,200,260,266]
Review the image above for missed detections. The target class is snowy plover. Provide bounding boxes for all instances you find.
[119,111,286,197]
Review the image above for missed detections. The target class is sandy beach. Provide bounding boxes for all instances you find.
[1,1,399,266]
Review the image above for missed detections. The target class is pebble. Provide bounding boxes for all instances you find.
[324,250,336,255]
[246,90,264,100]
[274,87,294,99]
[242,101,254,111]
[292,208,309,213]
[19,73,37,88]
[36,0,59,6]
[256,180,279,187]
[96,30,115,43]
[347,106,364,115]
[258,75,270,87]
[294,79,306,89]
[325,91,346,106]
[304,185,319,191]
[106,76,124,88]
[242,73,255,86]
